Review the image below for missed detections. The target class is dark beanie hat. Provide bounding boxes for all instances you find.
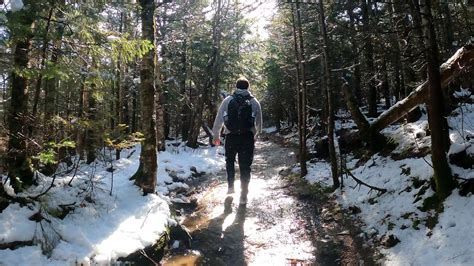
[236,77,249,90]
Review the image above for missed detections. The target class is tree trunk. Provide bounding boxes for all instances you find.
[155,90,166,151]
[342,80,386,151]
[381,59,391,110]
[208,0,223,131]
[440,1,455,54]
[342,45,473,153]
[291,3,307,176]
[44,1,65,140]
[155,13,166,152]
[361,0,377,117]
[31,7,54,120]
[407,0,427,81]
[347,2,362,106]
[296,1,308,177]
[179,22,190,141]
[319,0,339,188]
[371,45,474,133]
[186,86,204,148]
[120,76,130,129]
[392,1,415,99]
[114,5,127,160]
[420,0,455,200]
[132,0,157,194]
[85,82,97,164]
[6,8,35,192]
[76,72,87,160]
[131,86,138,133]
[341,82,370,135]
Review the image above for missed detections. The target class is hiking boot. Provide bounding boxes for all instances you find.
[227,186,235,194]
[239,194,247,205]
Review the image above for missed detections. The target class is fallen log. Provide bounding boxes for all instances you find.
[341,81,386,149]
[341,82,370,135]
[371,45,474,133]
[0,240,34,250]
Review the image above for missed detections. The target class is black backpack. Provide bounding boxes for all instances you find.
[224,93,254,135]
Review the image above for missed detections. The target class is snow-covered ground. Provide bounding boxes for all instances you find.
[0,143,225,265]
[305,92,474,265]
[1,89,472,265]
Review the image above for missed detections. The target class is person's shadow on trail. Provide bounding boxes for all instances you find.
[192,196,247,266]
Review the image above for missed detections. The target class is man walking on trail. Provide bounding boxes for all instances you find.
[212,77,262,205]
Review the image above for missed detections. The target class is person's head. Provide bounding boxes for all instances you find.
[235,77,250,90]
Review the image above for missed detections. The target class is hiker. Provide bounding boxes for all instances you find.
[212,77,262,205]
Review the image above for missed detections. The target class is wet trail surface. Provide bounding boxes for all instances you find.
[162,139,375,266]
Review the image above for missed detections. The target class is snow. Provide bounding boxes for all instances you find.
[383,192,474,265]
[453,88,472,98]
[0,143,224,265]
[0,246,61,266]
[106,35,120,42]
[305,161,331,185]
[0,204,37,243]
[305,101,474,265]
[262,126,277,133]
[1,90,472,265]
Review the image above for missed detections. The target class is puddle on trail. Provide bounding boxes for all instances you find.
[161,250,203,265]
[162,141,319,265]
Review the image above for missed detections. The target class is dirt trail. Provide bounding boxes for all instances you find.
[162,139,376,265]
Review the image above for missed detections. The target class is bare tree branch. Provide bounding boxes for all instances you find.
[342,166,387,195]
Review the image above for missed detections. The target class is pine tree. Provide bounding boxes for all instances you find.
[132,0,158,194]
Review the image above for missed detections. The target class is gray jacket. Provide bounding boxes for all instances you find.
[212,89,263,141]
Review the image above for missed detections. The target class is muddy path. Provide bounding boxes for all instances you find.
[162,138,377,265]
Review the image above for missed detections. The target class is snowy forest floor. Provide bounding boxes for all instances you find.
[0,91,473,265]
[161,137,376,265]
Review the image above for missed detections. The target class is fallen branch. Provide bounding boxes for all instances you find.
[342,166,387,195]
[371,45,474,133]
[342,45,474,138]
[0,240,34,250]
[28,172,58,200]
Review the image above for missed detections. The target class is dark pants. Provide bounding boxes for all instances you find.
[224,132,255,189]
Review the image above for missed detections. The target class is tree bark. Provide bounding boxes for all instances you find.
[319,0,339,188]
[290,3,307,176]
[342,80,386,151]
[155,89,166,151]
[347,2,362,106]
[114,3,126,160]
[381,59,391,110]
[44,1,66,139]
[179,21,190,141]
[208,0,223,131]
[6,3,35,192]
[361,0,377,117]
[296,1,308,177]
[131,85,138,133]
[341,82,370,135]
[155,9,166,151]
[31,7,54,120]
[420,0,455,200]
[440,1,455,54]
[186,86,204,148]
[76,71,87,160]
[85,82,97,164]
[371,45,474,133]
[133,0,158,194]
